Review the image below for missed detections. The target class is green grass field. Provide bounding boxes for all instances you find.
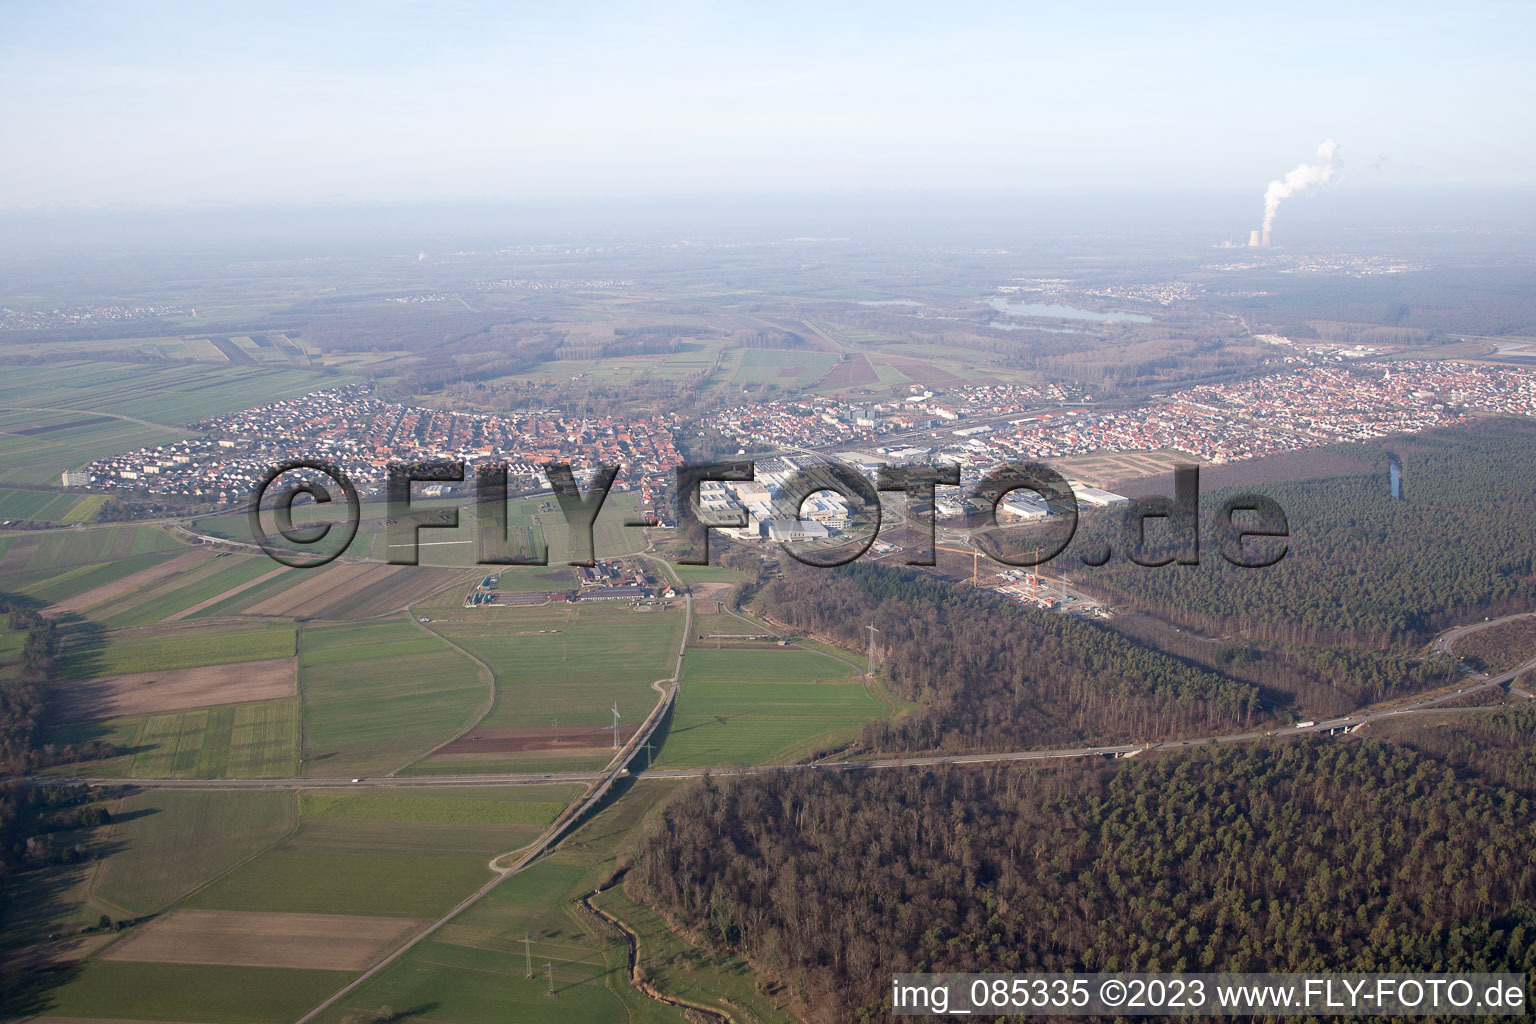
[679,647,859,685]
[731,348,838,388]
[34,961,353,1024]
[298,787,577,825]
[654,648,882,768]
[183,817,530,918]
[124,698,300,778]
[59,619,296,678]
[0,360,353,484]
[0,486,100,522]
[311,783,685,1024]
[92,790,296,915]
[300,620,487,776]
[1,523,182,573]
[408,752,624,775]
[0,360,351,425]
[0,408,184,486]
[312,779,796,1024]
[670,562,748,585]
[422,601,685,732]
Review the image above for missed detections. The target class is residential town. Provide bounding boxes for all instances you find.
[79,362,1536,522]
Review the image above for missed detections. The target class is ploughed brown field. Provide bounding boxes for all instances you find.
[687,582,734,601]
[98,909,425,970]
[46,549,213,615]
[240,561,462,618]
[873,354,965,387]
[53,658,297,720]
[818,351,879,386]
[440,723,640,754]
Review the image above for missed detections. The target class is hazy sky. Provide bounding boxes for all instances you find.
[1,1,1531,209]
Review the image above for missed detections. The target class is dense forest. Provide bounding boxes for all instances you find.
[1387,708,1536,796]
[1100,610,1459,719]
[636,737,1536,1023]
[1075,420,1536,649]
[754,562,1263,750]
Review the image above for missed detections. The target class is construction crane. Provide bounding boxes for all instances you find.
[936,543,1064,600]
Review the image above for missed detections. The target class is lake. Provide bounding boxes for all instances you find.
[988,296,1152,323]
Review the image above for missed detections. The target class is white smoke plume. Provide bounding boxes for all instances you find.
[1260,139,1341,245]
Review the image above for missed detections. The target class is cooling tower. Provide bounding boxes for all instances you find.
[1248,229,1262,248]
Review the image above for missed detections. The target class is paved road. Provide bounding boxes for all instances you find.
[1430,611,1536,654]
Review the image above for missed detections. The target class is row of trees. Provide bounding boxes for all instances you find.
[1,601,56,772]
[636,736,1536,1023]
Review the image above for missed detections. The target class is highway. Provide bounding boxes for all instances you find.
[1429,610,1536,655]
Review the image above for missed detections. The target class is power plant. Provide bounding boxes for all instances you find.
[1248,139,1342,245]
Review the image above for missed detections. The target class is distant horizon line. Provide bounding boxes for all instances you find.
[4,183,1535,219]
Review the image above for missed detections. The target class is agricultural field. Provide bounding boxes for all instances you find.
[234,561,463,619]
[408,599,684,774]
[92,790,296,916]
[0,627,24,681]
[31,961,354,1024]
[123,697,301,778]
[300,619,488,776]
[297,786,578,826]
[309,782,676,1024]
[0,523,183,573]
[0,486,104,523]
[0,406,182,486]
[654,648,882,768]
[731,347,838,389]
[58,619,297,679]
[311,779,796,1024]
[53,657,296,721]
[4,551,186,611]
[192,488,648,569]
[86,552,283,627]
[0,359,354,487]
[45,548,214,617]
[0,360,350,426]
[101,909,425,970]
[182,816,530,918]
